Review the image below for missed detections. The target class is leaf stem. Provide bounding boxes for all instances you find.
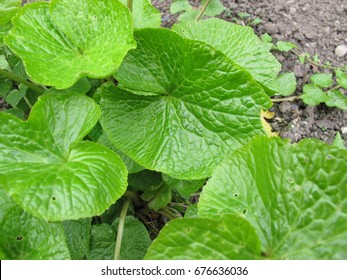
[0,69,45,95]
[114,198,131,260]
[271,95,300,102]
[124,190,141,208]
[127,0,133,12]
[196,0,211,21]
[23,95,33,109]
[157,207,182,220]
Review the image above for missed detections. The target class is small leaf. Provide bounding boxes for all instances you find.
[203,0,225,17]
[87,217,151,260]
[86,223,115,260]
[301,84,329,106]
[275,72,297,96]
[332,132,345,150]
[177,9,199,21]
[0,93,128,221]
[326,90,347,110]
[336,69,347,89]
[128,170,163,192]
[141,183,172,211]
[237,12,250,18]
[112,216,152,260]
[102,28,270,179]
[199,136,347,259]
[5,0,136,89]
[299,54,305,64]
[310,73,333,88]
[2,108,24,119]
[184,204,198,217]
[0,198,70,260]
[62,218,91,260]
[45,77,91,95]
[5,84,27,107]
[119,0,161,29]
[0,54,10,70]
[276,41,297,52]
[145,215,260,260]
[170,0,192,14]
[162,174,205,199]
[261,33,273,43]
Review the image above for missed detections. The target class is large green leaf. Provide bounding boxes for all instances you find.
[145,215,260,260]
[0,93,128,221]
[119,0,161,29]
[101,28,270,179]
[0,0,21,25]
[5,0,136,89]
[199,136,347,259]
[173,18,281,93]
[0,193,70,260]
[87,216,151,260]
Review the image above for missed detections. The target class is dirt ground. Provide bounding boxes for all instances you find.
[153,0,347,146]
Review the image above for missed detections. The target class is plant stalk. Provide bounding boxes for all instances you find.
[271,95,299,102]
[0,69,45,95]
[127,0,133,12]
[196,0,211,21]
[114,198,131,260]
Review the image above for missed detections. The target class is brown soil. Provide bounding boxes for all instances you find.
[153,0,347,146]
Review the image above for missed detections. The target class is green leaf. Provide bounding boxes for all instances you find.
[128,169,163,192]
[332,132,345,150]
[173,18,281,93]
[177,9,199,21]
[141,183,172,210]
[184,204,198,217]
[145,215,260,260]
[98,134,144,174]
[102,28,270,179]
[237,12,250,18]
[0,54,10,70]
[119,0,161,29]
[162,173,205,199]
[203,0,225,17]
[45,77,91,95]
[0,75,12,97]
[62,218,91,260]
[301,84,329,106]
[0,199,70,259]
[0,93,128,221]
[87,217,151,260]
[276,41,297,52]
[0,22,12,46]
[112,216,152,260]
[261,33,273,43]
[0,189,15,221]
[275,72,297,96]
[2,108,24,119]
[5,0,136,89]
[170,0,192,14]
[326,90,347,110]
[310,73,333,88]
[87,223,115,260]
[5,84,27,107]
[0,0,21,25]
[336,69,347,89]
[199,136,347,259]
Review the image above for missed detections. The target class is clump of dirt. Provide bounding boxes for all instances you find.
[152,0,347,146]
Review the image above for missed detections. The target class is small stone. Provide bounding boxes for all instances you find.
[335,44,347,57]
[289,7,296,14]
[342,127,347,134]
[263,23,279,34]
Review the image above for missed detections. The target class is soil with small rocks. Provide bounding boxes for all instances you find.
[153,0,347,146]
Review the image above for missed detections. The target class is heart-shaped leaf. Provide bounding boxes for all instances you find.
[173,19,281,93]
[119,0,161,29]
[0,190,70,260]
[145,215,260,260]
[0,93,128,221]
[5,0,136,89]
[101,28,271,179]
[199,136,347,259]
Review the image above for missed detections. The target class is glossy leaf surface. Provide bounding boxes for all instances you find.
[145,215,260,260]
[0,93,128,221]
[173,19,281,93]
[5,0,136,89]
[199,136,347,259]
[101,28,270,179]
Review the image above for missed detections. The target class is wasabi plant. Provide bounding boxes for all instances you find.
[0,0,346,260]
